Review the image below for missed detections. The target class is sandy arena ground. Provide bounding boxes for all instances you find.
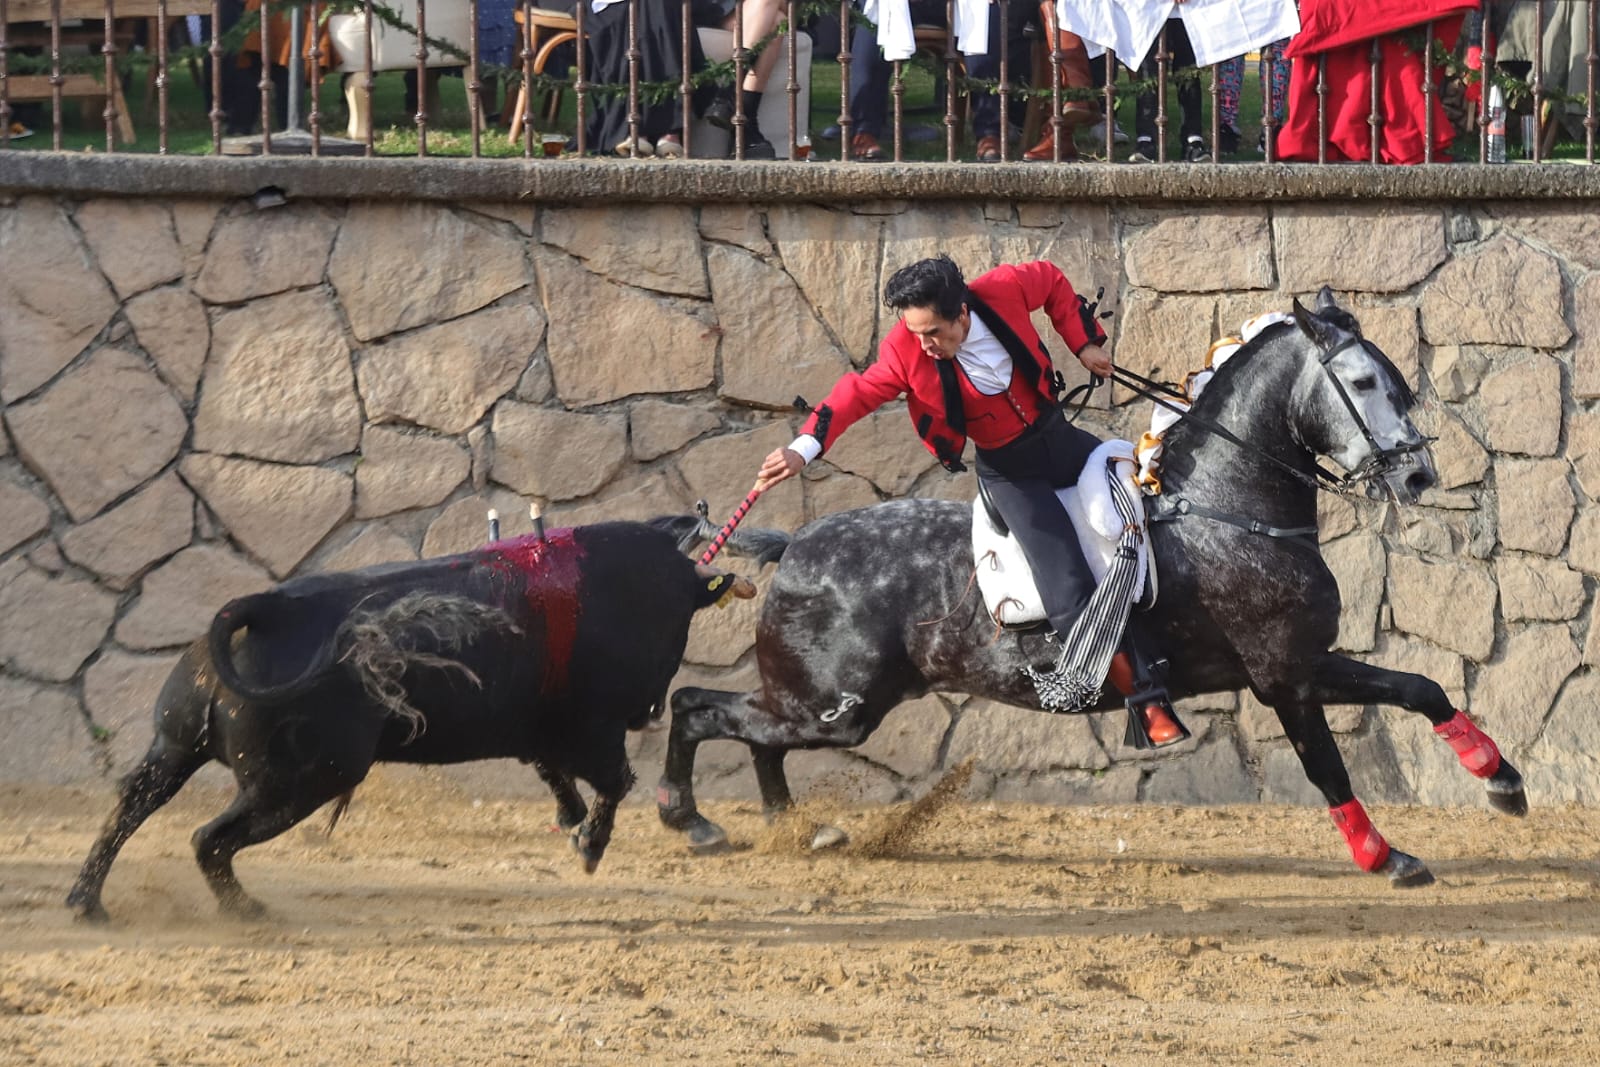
[3,765,1599,1066]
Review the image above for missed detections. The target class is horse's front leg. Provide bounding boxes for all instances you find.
[1274,700,1434,888]
[1312,654,1526,816]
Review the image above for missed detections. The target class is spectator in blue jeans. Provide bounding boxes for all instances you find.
[845,0,1030,162]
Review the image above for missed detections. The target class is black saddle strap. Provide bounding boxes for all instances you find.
[1150,493,1318,543]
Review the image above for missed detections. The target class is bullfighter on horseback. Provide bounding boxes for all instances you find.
[754,254,1185,746]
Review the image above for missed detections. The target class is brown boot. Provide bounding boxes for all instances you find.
[1108,651,1187,748]
[1024,1,1098,160]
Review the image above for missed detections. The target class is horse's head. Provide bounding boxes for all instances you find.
[1290,287,1437,504]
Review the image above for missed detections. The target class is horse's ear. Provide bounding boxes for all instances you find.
[1315,286,1339,314]
[1291,296,1339,352]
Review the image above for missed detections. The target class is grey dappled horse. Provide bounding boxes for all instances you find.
[657,288,1526,887]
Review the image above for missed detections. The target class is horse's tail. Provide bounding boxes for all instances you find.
[648,514,791,565]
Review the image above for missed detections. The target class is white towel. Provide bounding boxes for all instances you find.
[1179,0,1301,68]
[861,0,917,61]
[1056,0,1176,70]
[953,0,991,55]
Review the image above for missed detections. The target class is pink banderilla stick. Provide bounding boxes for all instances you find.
[698,485,764,566]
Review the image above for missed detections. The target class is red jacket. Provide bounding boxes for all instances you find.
[799,261,1103,470]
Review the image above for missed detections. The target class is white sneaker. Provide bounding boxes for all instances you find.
[1089,118,1130,145]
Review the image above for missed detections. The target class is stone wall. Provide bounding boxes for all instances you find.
[3,182,1600,812]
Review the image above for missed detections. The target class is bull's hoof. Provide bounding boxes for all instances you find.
[1380,849,1435,888]
[571,831,607,874]
[809,825,849,851]
[66,891,109,924]
[1486,762,1528,817]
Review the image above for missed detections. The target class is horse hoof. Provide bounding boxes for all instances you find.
[1486,763,1528,817]
[1380,849,1435,888]
[810,825,849,851]
[684,816,731,855]
[571,831,606,873]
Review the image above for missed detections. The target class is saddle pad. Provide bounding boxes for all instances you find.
[972,439,1153,627]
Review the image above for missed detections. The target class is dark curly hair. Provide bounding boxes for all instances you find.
[882,255,967,321]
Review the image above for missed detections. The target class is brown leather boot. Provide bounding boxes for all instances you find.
[1024,1,1099,160]
[1108,651,1186,747]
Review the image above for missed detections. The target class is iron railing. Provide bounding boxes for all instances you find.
[0,0,1594,163]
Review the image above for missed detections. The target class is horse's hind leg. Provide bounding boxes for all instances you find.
[66,736,209,922]
[1312,654,1526,816]
[1274,700,1434,888]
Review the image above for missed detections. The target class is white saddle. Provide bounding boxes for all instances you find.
[971,439,1155,628]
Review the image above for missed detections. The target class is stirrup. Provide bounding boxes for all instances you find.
[1123,688,1189,750]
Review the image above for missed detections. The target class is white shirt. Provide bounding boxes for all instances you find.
[788,312,1012,465]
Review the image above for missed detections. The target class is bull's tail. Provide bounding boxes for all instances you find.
[649,514,791,565]
[209,591,339,705]
[337,593,520,742]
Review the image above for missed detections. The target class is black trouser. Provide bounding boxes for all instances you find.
[1135,18,1202,144]
[975,412,1102,637]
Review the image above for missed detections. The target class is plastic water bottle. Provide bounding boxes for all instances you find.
[1486,83,1507,163]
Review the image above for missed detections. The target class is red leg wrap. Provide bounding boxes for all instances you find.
[1329,799,1391,873]
[1434,710,1502,778]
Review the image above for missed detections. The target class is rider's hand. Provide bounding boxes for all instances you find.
[756,447,804,492]
[1077,342,1113,379]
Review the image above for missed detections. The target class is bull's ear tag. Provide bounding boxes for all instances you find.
[707,573,740,608]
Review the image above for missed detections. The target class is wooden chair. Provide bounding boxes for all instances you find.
[506,8,579,143]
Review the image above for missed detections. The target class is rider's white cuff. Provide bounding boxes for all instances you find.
[788,435,822,464]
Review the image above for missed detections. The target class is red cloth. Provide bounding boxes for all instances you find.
[799,262,1096,465]
[1278,0,1475,164]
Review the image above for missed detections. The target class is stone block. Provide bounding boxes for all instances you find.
[330,203,528,341]
[193,290,361,464]
[1572,274,1600,399]
[59,472,194,589]
[355,425,471,518]
[678,422,806,532]
[630,400,721,461]
[710,244,855,410]
[83,649,184,773]
[1494,457,1574,555]
[1275,205,1446,293]
[1469,623,1578,748]
[125,286,209,404]
[0,676,101,784]
[1387,553,1497,661]
[7,347,186,521]
[945,698,1109,774]
[1479,356,1562,457]
[768,205,883,360]
[1124,209,1273,292]
[0,559,117,682]
[492,402,628,502]
[1420,236,1570,348]
[1497,556,1584,622]
[1110,291,1215,405]
[180,454,352,578]
[538,252,717,406]
[1142,730,1257,804]
[194,203,339,305]
[0,198,117,403]
[1323,531,1384,653]
[75,199,183,299]
[0,478,51,557]
[359,304,542,436]
[542,204,708,298]
[855,695,955,781]
[699,203,771,257]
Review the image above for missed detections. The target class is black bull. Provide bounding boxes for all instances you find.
[67,520,753,922]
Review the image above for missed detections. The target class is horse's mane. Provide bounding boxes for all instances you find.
[1187,306,1415,419]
